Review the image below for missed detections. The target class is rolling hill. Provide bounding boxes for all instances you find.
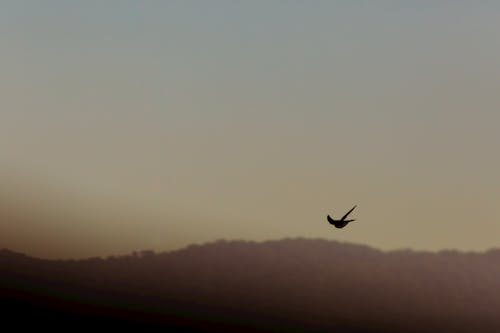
[2,238,500,332]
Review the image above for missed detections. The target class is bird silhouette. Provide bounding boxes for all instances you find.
[327,205,357,228]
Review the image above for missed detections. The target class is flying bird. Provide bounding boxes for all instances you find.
[327,205,357,229]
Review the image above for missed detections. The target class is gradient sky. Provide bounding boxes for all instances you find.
[1,1,500,258]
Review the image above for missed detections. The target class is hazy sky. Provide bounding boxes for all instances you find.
[1,1,500,258]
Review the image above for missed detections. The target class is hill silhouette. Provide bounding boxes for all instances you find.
[2,239,500,332]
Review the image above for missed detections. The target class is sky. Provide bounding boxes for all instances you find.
[1,1,500,258]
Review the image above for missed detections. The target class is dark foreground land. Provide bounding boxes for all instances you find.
[2,239,500,332]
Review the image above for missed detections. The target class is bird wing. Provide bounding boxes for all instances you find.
[341,205,357,221]
[327,215,336,225]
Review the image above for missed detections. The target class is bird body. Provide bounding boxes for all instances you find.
[327,205,357,228]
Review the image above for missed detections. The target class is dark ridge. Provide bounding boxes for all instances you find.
[2,238,500,332]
